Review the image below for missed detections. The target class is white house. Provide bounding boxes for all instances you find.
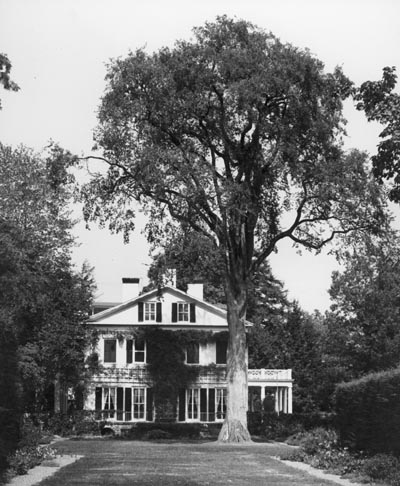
[84,278,293,424]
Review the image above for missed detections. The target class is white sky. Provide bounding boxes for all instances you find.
[1,0,399,311]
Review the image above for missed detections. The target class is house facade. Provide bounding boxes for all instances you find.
[84,278,293,424]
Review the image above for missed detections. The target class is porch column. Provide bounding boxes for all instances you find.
[275,388,279,414]
[260,386,265,406]
[283,388,287,413]
[288,387,293,414]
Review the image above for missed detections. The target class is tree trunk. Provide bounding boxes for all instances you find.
[218,283,252,443]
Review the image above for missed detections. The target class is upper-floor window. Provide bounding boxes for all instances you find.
[216,340,227,365]
[144,302,156,321]
[186,342,199,364]
[178,302,189,322]
[138,301,162,322]
[104,339,116,363]
[126,338,146,364]
[171,302,196,323]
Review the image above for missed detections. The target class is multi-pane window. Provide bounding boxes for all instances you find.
[95,386,153,421]
[104,339,116,363]
[126,339,146,363]
[178,302,189,322]
[103,387,116,418]
[133,388,145,419]
[183,388,226,422]
[186,342,199,364]
[144,302,156,321]
[135,338,146,363]
[216,388,227,420]
[187,388,199,420]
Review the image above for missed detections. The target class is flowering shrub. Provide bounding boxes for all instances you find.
[281,428,364,476]
[7,445,56,475]
[362,454,400,485]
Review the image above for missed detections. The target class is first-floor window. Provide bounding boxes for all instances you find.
[95,386,152,421]
[216,388,227,420]
[133,388,145,419]
[103,387,116,418]
[183,388,226,422]
[187,388,199,420]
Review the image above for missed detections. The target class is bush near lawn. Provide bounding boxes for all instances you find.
[334,368,400,454]
[247,411,336,440]
[0,407,20,473]
[282,428,400,486]
[125,422,219,440]
[4,416,56,480]
[35,411,104,437]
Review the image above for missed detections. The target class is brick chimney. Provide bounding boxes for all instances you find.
[187,282,204,301]
[122,277,140,302]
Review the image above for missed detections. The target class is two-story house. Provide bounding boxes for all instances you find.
[84,278,293,424]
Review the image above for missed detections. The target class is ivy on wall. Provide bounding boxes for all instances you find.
[97,327,228,419]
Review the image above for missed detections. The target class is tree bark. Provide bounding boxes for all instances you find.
[218,282,252,443]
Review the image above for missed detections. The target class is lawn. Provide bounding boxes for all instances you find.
[36,438,344,485]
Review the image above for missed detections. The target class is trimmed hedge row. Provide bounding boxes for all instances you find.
[334,368,400,454]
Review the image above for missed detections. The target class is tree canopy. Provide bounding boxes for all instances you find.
[82,16,386,441]
[0,143,95,413]
[0,53,19,109]
[324,232,400,378]
[355,67,400,201]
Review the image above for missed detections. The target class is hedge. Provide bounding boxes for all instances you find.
[247,411,335,438]
[334,368,400,454]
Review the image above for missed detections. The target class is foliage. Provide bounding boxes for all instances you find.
[42,411,103,436]
[127,422,206,440]
[355,67,400,202]
[82,16,386,439]
[0,53,19,109]
[324,233,400,378]
[362,454,400,485]
[247,412,335,439]
[0,143,96,414]
[7,445,56,476]
[249,303,325,412]
[137,328,225,417]
[281,427,365,477]
[334,367,400,454]
[146,229,226,304]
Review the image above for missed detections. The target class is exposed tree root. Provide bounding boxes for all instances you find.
[217,419,252,443]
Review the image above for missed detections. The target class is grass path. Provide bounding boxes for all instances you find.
[35,439,344,486]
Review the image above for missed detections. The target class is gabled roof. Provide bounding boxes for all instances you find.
[88,285,229,323]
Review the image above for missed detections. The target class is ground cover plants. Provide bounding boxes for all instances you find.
[282,427,400,485]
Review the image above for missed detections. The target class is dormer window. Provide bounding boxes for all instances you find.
[138,301,162,322]
[171,302,196,323]
[144,302,156,321]
[178,302,189,322]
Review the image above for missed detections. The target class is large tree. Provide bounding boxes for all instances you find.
[82,17,385,441]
